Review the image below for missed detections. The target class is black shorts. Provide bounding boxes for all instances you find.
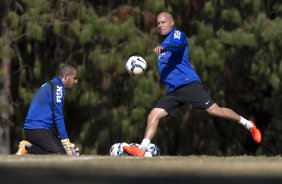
[25,129,67,154]
[155,82,214,117]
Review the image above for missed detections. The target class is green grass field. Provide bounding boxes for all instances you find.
[1,155,282,184]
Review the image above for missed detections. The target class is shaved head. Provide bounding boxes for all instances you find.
[59,64,78,90]
[59,64,77,78]
[157,12,174,22]
[157,12,175,36]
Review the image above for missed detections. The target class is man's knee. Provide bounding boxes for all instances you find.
[147,108,167,123]
[206,103,222,117]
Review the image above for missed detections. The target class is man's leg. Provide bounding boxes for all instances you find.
[24,129,67,154]
[143,108,168,140]
[141,108,168,147]
[123,108,167,157]
[206,103,261,143]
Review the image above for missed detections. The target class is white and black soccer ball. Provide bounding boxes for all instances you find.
[129,142,160,157]
[126,55,147,76]
[129,142,140,147]
[70,145,80,156]
[109,142,129,156]
[145,143,160,157]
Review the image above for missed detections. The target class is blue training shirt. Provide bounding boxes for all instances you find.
[158,28,201,94]
[24,77,68,139]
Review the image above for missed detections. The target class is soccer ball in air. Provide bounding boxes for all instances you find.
[126,55,147,76]
[109,142,129,156]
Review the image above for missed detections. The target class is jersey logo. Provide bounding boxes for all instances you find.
[56,86,63,103]
[158,52,165,59]
[174,31,181,39]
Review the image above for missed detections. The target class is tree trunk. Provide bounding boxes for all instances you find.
[0,0,12,154]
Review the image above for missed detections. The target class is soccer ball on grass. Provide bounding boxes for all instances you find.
[110,142,160,157]
[128,143,160,157]
[144,143,160,157]
[109,142,129,156]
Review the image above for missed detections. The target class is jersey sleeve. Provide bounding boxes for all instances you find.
[55,118,68,139]
[160,30,186,53]
[53,83,68,139]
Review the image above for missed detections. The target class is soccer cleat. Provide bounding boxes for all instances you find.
[123,146,145,157]
[249,121,262,144]
[15,140,30,155]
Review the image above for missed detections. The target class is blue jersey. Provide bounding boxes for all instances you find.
[158,28,201,94]
[24,77,68,139]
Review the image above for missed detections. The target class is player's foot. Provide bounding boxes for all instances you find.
[15,140,30,155]
[123,146,145,157]
[249,121,261,144]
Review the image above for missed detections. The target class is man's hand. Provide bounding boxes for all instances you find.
[61,138,80,156]
[153,46,164,55]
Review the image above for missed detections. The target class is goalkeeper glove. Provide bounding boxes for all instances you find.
[61,138,80,156]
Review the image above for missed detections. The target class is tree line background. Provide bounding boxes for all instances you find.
[0,0,282,156]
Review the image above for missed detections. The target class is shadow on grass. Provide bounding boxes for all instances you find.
[1,167,282,184]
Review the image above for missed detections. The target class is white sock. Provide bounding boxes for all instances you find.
[239,116,253,129]
[139,138,150,152]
